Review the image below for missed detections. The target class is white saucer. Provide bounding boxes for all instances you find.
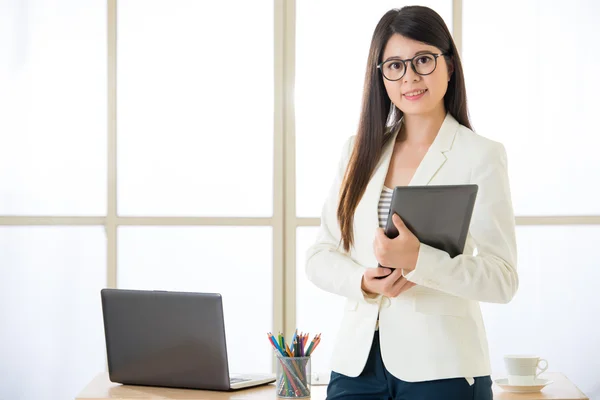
[494,378,554,393]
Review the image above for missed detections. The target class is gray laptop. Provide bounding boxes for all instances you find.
[100,288,275,391]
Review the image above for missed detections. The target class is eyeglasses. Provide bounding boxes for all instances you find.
[377,53,446,81]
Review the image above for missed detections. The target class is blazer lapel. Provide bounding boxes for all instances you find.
[352,125,400,262]
[358,126,401,229]
[408,112,459,186]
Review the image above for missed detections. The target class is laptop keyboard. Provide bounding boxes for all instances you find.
[230,377,251,384]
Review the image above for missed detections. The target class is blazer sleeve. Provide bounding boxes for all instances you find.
[404,142,519,304]
[305,136,374,303]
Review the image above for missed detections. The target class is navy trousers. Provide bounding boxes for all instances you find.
[327,332,493,400]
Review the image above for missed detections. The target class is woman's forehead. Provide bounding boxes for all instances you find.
[382,34,438,59]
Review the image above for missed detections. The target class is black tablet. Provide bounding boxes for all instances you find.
[380,184,478,269]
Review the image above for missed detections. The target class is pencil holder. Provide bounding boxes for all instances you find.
[275,355,311,398]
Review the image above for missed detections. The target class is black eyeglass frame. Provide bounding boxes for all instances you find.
[377,52,447,81]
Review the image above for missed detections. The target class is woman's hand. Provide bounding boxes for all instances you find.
[374,213,420,273]
[361,267,416,298]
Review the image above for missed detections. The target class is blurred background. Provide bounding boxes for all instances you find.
[1,0,599,399]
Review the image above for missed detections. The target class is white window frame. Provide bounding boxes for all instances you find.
[1,0,599,373]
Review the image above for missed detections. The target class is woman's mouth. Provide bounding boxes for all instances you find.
[403,89,428,101]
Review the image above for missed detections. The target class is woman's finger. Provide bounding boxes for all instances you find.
[392,276,409,289]
[368,266,392,278]
[380,268,403,289]
[397,281,417,295]
[387,275,414,297]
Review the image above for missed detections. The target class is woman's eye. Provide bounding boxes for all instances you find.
[416,55,433,65]
[388,62,402,70]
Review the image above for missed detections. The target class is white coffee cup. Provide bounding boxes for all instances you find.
[504,355,548,386]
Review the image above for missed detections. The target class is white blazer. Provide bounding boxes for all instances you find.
[305,112,518,382]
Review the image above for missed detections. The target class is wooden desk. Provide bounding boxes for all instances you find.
[76,373,327,399]
[77,372,588,400]
[492,373,589,400]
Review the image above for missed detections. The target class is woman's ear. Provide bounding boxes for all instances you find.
[446,57,454,81]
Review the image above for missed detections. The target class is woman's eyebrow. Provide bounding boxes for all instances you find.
[383,50,435,62]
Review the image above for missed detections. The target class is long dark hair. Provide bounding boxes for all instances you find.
[338,6,471,252]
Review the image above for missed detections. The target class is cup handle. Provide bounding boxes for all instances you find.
[536,358,548,378]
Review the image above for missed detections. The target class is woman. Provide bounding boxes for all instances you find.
[305,6,518,400]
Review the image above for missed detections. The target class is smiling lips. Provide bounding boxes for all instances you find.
[403,88,428,100]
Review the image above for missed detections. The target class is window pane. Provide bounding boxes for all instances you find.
[482,226,600,397]
[0,0,107,216]
[296,1,453,217]
[117,226,273,374]
[296,226,346,377]
[117,0,273,217]
[463,0,600,215]
[0,227,107,400]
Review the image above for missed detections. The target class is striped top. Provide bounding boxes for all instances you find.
[375,185,394,332]
[378,186,394,228]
